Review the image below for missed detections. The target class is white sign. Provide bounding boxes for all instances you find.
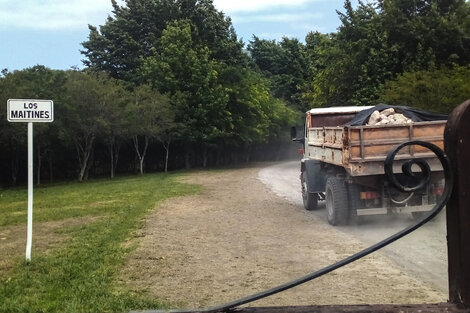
[6,98,54,262]
[7,99,54,123]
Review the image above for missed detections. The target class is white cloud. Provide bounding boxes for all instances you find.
[0,0,329,30]
[256,32,297,41]
[0,0,123,30]
[233,12,322,23]
[213,0,323,13]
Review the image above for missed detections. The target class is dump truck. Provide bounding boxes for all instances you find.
[292,105,447,225]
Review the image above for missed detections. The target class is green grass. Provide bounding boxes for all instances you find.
[0,173,201,313]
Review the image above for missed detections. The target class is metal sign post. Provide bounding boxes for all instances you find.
[26,122,33,261]
[7,99,54,262]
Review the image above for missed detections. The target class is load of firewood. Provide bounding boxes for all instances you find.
[367,108,413,125]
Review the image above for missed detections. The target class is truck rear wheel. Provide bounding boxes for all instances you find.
[301,171,319,210]
[326,177,349,225]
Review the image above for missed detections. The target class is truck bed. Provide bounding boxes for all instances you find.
[305,121,446,176]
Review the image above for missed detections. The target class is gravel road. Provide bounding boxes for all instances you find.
[121,163,447,309]
[258,161,449,295]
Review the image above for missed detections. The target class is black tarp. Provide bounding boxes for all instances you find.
[345,104,447,126]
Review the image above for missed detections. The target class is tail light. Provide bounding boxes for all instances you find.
[432,186,444,196]
[360,191,379,200]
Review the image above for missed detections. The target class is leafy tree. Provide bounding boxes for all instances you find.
[127,84,173,174]
[248,37,284,75]
[158,127,174,173]
[302,0,470,108]
[337,0,397,105]
[378,0,470,70]
[99,77,130,178]
[141,20,230,167]
[302,31,347,107]
[81,0,246,84]
[301,1,389,107]
[248,36,309,111]
[221,67,294,142]
[0,66,67,185]
[81,0,303,169]
[62,71,111,181]
[0,74,26,185]
[380,64,470,113]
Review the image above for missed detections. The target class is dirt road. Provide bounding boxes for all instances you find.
[122,163,446,309]
[259,161,448,294]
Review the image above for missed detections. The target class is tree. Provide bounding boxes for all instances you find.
[81,0,306,169]
[302,31,345,107]
[220,66,297,159]
[301,0,470,108]
[300,1,387,107]
[63,71,109,181]
[0,66,67,185]
[380,65,470,113]
[127,84,173,174]
[248,36,309,112]
[378,0,470,70]
[158,128,174,173]
[0,73,26,185]
[99,77,130,178]
[81,0,246,84]
[141,20,230,167]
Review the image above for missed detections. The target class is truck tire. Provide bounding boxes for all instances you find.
[326,177,349,225]
[301,171,319,210]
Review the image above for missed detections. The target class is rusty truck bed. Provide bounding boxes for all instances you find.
[305,120,446,176]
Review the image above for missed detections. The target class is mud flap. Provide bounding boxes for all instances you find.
[302,159,326,193]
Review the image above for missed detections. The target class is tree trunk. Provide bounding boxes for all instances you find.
[139,158,144,175]
[110,144,115,179]
[109,138,115,179]
[216,142,224,166]
[108,138,121,179]
[48,151,53,183]
[11,151,18,185]
[185,144,192,169]
[133,135,149,175]
[275,141,282,161]
[114,142,120,177]
[76,134,95,182]
[78,164,86,182]
[244,143,252,163]
[202,144,209,168]
[84,149,94,181]
[163,140,171,173]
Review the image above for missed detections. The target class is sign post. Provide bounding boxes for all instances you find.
[7,99,54,262]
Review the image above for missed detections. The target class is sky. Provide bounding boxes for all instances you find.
[0,0,358,72]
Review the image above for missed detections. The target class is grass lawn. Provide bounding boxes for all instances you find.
[0,173,200,313]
